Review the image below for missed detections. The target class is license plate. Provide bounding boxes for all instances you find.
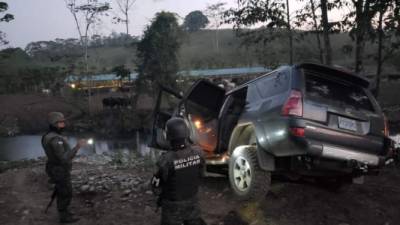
[338,116,357,131]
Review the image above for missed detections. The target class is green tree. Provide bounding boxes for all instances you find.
[25,39,83,62]
[135,11,182,93]
[295,0,344,65]
[370,0,400,96]
[114,0,137,35]
[295,0,324,63]
[182,10,209,32]
[0,46,66,94]
[341,0,383,73]
[112,64,131,86]
[64,0,110,114]
[225,0,287,64]
[285,0,293,64]
[206,2,227,52]
[0,1,14,46]
[320,0,332,65]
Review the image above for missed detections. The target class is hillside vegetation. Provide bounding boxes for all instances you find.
[1,29,399,104]
[1,30,400,134]
[2,29,399,75]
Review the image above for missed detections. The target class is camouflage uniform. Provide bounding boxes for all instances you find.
[155,145,206,225]
[42,112,79,222]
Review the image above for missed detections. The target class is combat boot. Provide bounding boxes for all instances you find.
[59,211,80,223]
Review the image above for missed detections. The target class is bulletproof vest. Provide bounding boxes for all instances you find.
[41,131,71,168]
[161,146,203,201]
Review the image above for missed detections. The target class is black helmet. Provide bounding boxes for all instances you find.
[166,117,189,141]
[48,112,66,127]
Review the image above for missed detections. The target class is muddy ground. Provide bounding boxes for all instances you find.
[1,157,400,225]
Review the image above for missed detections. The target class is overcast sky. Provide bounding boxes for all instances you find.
[0,0,318,49]
[0,0,238,48]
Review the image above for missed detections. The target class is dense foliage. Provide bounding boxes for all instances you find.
[0,1,14,46]
[1,1,400,97]
[135,11,182,93]
[182,10,209,32]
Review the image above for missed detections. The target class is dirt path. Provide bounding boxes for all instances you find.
[1,163,400,225]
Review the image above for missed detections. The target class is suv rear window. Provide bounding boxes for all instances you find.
[305,73,375,112]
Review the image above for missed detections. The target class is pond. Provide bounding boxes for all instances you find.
[0,133,152,161]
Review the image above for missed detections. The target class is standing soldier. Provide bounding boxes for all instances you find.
[151,117,207,225]
[42,112,86,223]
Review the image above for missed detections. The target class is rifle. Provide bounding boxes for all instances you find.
[151,174,162,212]
[44,187,57,214]
[155,195,162,212]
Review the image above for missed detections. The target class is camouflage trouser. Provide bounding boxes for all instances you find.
[46,164,72,213]
[161,197,206,225]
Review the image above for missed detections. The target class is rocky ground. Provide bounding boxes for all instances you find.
[1,153,400,225]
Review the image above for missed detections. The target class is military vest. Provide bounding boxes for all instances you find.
[160,146,204,201]
[41,131,72,169]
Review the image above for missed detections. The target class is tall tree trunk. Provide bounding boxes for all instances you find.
[320,0,332,65]
[354,0,364,73]
[310,0,324,64]
[286,0,293,64]
[354,0,372,73]
[84,24,92,115]
[67,0,84,45]
[375,8,384,97]
[125,10,129,35]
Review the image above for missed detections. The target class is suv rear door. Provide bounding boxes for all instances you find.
[183,79,225,152]
[184,79,226,118]
[149,86,182,149]
[149,80,225,151]
[300,66,386,155]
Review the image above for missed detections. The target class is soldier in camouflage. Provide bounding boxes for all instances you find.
[41,112,86,223]
[152,117,207,225]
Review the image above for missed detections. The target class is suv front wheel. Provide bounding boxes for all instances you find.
[228,145,271,200]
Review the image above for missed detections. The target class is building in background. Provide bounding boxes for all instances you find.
[64,66,271,90]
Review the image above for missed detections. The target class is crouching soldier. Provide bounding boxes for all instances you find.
[42,112,86,223]
[151,117,207,225]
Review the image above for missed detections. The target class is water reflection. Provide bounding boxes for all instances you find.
[0,133,151,161]
[0,135,44,161]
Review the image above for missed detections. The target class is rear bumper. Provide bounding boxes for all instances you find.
[307,141,386,167]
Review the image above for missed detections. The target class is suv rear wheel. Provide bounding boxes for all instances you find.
[229,145,271,200]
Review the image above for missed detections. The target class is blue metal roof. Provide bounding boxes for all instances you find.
[65,67,271,82]
[178,67,271,77]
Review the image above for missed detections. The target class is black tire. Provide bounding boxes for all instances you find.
[228,145,271,200]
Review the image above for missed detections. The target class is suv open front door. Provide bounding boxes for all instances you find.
[183,79,225,153]
[149,86,182,149]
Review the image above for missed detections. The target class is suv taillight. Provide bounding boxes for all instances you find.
[281,90,303,117]
[289,127,305,137]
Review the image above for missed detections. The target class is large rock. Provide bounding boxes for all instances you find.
[80,185,90,192]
